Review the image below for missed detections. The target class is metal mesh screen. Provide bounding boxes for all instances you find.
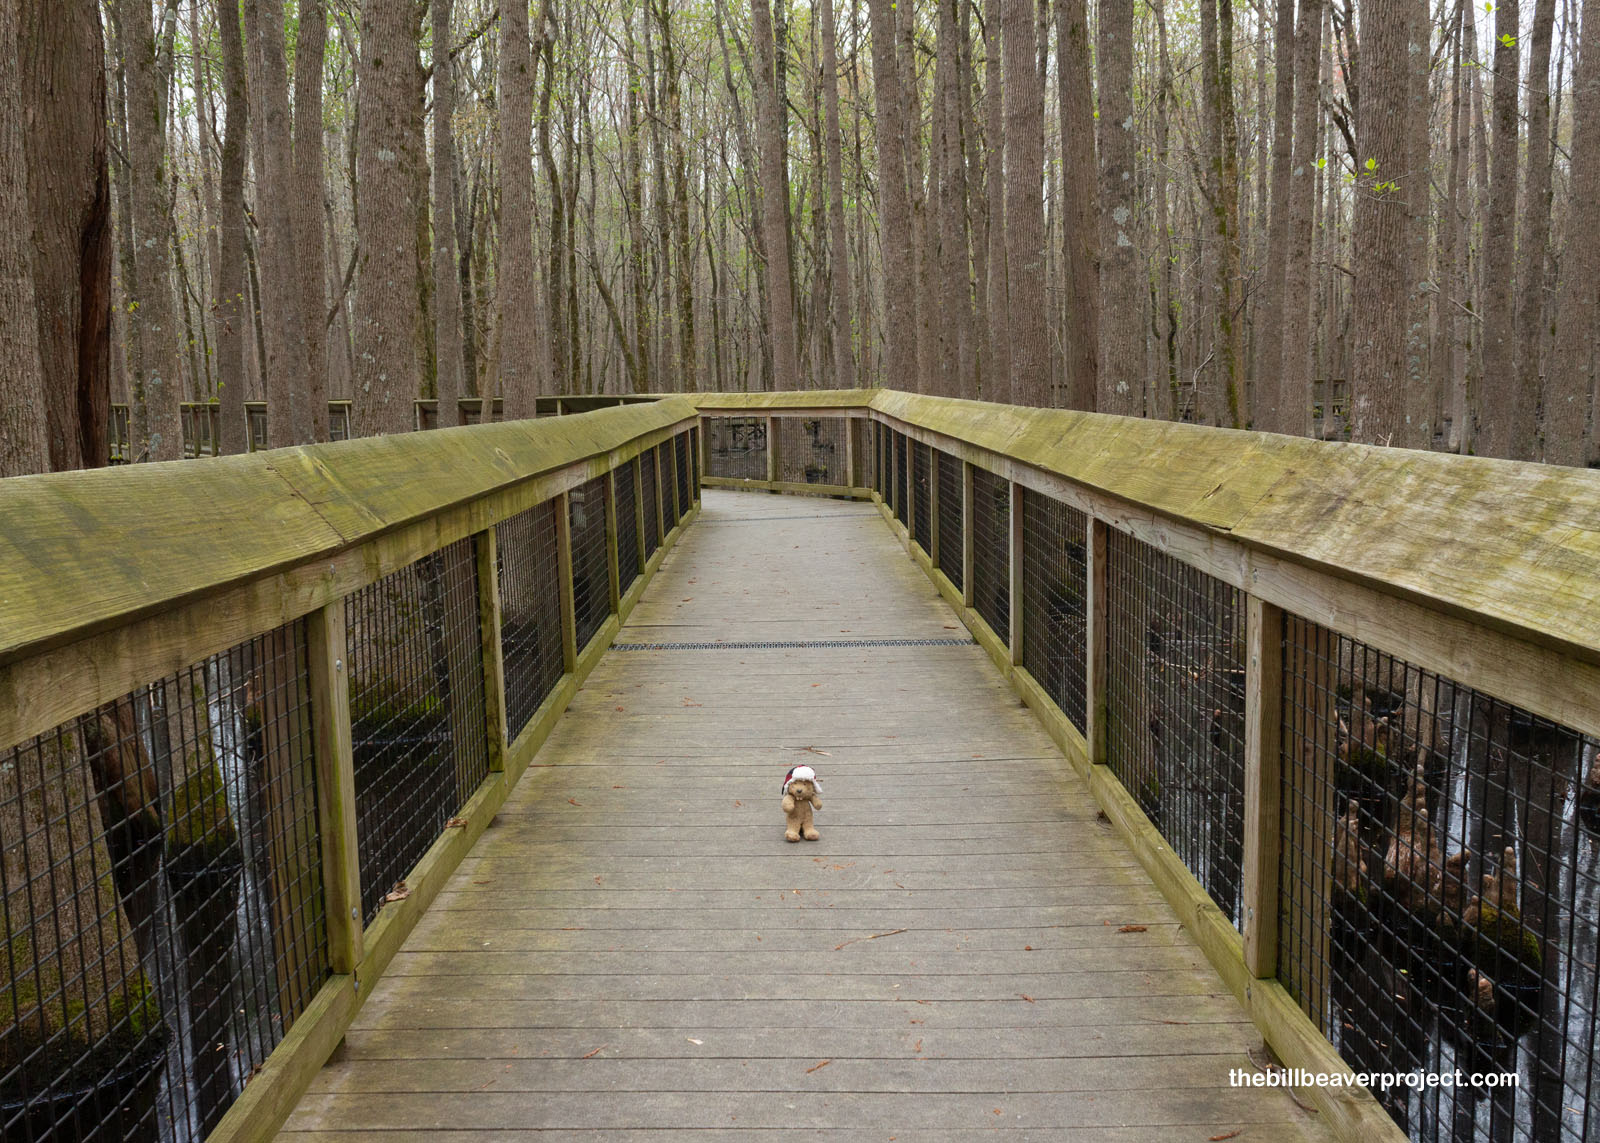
[912,442,932,556]
[1104,529,1246,927]
[662,444,681,529]
[345,538,489,923]
[568,477,611,653]
[893,432,909,528]
[969,466,1010,645]
[705,416,766,480]
[875,422,889,497]
[853,419,873,489]
[777,417,846,485]
[689,427,700,492]
[615,462,641,597]
[496,500,566,742]
[1278,618,1600,1140]
[1020,489,1089,732]
[1,623,327,1140]
[936,450,964,593]
[674,432,691,513]
[641,449,661,558]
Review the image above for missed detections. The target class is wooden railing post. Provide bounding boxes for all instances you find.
[844,416,857,489]
[306,599,363,975]
[633,457,647,570]
[961,460,975,609]
[1242,596,1285,977]
[1084,517,1109,767]
[766,415,779,486]
[604,468,622,610]
[927,452,941,567]
[652,447,666,543]
[555,490,578,672]
[475,528,508,773]
[1008,481,1023,664]
[906,444,917,551]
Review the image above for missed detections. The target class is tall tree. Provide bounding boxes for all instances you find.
[820,0,855,389]
[1096,0,1141,414]
[1515,0,1558,455]
[1257,0,1297,432]
[213,0,250,455]
[244,0,313,446]
[1545,0,1600,464]
[295,0,331,440]
[1477,0,1523,455]
[1057,0,1098,410]
[19,0,110,472]
[867,0,916,396]
[500,0,542,417]
[751,0,799,390]
[1276,0,1324,437]
[982,0,1009,398]
[120,0,183,460]
[433,0,464,428]
[1002,0,1048,405]
[0,0,45,476]
[352,0,423,435]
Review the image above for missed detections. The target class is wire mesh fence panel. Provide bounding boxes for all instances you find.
[674,432,691,513]
[641,449,661,558]
[496,500,566,742]
[893,432,909,529]
[663,444,682,529]
[776,417,846,485]
[969,466,1010,645]
[936,451,964,593]
[875,423,889,497]
[616,461,641,597]
[1278,617,1600,1142]
[689,427,700,492]
[568,476,611,653]
[1104,529,1246,927]
[853,418,873,489]
[704,417,767,480]
[345,538,489,924]
[1020,490,1089,732]
[912,442,932,556]
[1,622,327,1142]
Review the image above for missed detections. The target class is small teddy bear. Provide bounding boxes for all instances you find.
[781,764,822,842]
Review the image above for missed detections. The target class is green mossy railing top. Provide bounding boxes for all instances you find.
[694,389,1600,666]
[0,397,697,666]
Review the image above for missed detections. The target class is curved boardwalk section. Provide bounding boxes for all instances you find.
[281,490,1331,1140]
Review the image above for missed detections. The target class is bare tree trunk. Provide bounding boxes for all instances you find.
[122,0,183,460]
[499,0,542,417]
[295,0,330,440]
[821,0,855,390]
[352,0,422,436]
[868,0,916,395]
[244,0,313,447]
[214,0,249,455]
[1545,0,1600,464]
[433,0,463,428]
[1096,0,1142,414]
[1349,0,1412,444]
[1478,0,1523,456]
[753,0,800,390]
[1057,0,1098,410]
[1277,0,1324,437]
[983,0,1009,398]
[1258,0,1297,432]
[1003,0,1047,405]
[1517,0,1557,455]
[0,0,45,476]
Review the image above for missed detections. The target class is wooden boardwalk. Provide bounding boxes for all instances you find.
[281,491,1333,1140]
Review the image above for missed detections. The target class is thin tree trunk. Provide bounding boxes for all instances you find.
[499,0,541,417]
[821,0,855,389]
[0,0,46,476]
[983,0,1009,398]
[1258,0,1297,432]
[1057,0,1097,410]
[1003,0,1048,405]
[1277,0,1324,437]
[352,0,422,436]
[1096,0,1142,414]
[433,0,463,428]
[213,0,249,455]
[1517,0,1557,455]
[1478,0,1522,456]
[295,0,330,440]
[752,0,800,390]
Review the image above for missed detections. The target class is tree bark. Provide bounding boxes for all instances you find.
[821,0,855,390]
[213,0,249,455]
[0,0,46,476]
[1276,0,1324,437]
[244,0,313,447]
[499,0,542,417]
[1057,0,1098,410]
[752,0,800,390]
[1478,0,1522,456]
[1002,0,1048,406]
[433,0,464,428]
[1096,0,1142,414]
[1544,0,1600,464]
[1257,0,1297,432]
[295,0,330,440]
[1516,0,1557,456]
[352,0,423,436]
[983,0,1009,399]
[121,0,183,460]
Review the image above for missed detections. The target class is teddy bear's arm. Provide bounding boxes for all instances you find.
[782,793,797,813]
[809,794,821,812]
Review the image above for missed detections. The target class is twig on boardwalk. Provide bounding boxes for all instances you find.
[834,927,908,950]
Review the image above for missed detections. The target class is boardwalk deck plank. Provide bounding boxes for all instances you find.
[278,491,1331,1140]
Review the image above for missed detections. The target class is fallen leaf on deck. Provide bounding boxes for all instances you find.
[445,817,468,828]
[580,1046,604,1059]
[383,882,410,903]
[568,798,583,806]
[686,1038,703,1045]
[1209,1133,1242,1141]
[1117,925,1148,933]
[615,706,626,712]
[805,1059,832,1074]
[734,800,742,807]
[1020,994,1035,1003]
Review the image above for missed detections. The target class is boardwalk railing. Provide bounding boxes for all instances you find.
[0,401,700,1141]
[696,389,1600,1143]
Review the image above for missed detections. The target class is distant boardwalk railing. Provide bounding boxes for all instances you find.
[694,390,1600,1143]
[1,401,700,1141]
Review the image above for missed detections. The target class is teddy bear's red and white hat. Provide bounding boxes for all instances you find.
[782,764,820,794]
